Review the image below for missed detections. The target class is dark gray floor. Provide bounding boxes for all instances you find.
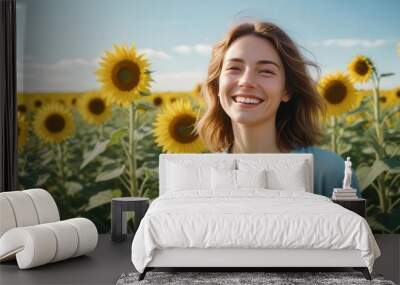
[1,234,398,285]
[0,234,135,285]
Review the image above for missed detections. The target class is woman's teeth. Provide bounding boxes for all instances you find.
[233,96,262,105]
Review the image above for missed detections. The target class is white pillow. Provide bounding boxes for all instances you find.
[167,162,209,191]
[211,168,236,190]
[266,166,307,191]
[238,159,309,192]
[167,160,235,192]
[237,169,267,189]
[211,168,267,190]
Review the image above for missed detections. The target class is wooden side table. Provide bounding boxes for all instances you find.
[111,197,149,242]
[332,198,366,218]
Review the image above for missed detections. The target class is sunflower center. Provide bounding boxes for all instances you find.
[355,60,369,76]
[379,96,387,103]
[396,90,400,98]
[112,60,141,91]
[169,114,198,144]
[89,98,106,115]
[35,100,42,108]
[45,114,66,133]
[72,98,77,105]
[153,97,163,106]
[324,81,347,104]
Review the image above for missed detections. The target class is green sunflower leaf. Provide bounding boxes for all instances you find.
[80,139,110,170]
[85,189,122,211]
[95,165,125,182]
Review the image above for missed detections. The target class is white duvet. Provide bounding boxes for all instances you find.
[131,189,381,273]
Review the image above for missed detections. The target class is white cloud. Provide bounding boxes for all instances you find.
[17,57,98,92]
[172,44,212,55]
[19,57,97,72]
[310,38,386,48]
[17,56,208,92]
[138,48,171,60]
[194,44,212,55]
[51,58,97,69]
[173,45,192,54]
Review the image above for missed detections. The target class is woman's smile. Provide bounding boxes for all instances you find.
[231,95,265,109]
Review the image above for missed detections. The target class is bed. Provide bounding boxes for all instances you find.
[131,153,381,281]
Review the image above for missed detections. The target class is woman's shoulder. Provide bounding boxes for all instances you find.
[292,146,344,169]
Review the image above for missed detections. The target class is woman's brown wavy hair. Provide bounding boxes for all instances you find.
[195,21,326,153]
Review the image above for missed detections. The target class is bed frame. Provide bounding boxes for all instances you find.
[138,154,372,281]
[139,248,371,280]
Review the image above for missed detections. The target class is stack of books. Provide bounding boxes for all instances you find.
[332,188,358,200]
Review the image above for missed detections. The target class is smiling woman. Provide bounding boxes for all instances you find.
[195,21,361,198]
[195,21,325,154]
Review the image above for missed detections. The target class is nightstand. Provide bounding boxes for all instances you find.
[332,198,366,218]
[111,197,149,242]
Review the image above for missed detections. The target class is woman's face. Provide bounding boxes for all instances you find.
[218,35,289,126]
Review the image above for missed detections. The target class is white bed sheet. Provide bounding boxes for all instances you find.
[131,189,380,273]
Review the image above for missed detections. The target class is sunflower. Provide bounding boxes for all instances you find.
[347,55,374,83]
[153,99,205,153]
[318,72,360,116]
[70,97,78,107]
[78,91,112,125]
[149,93,165,108]
[96,44,151,107]
[169,95,178,104]
[17,101,28,114]
[31,95,45,110]
[388,86,400,106]
[378,90,392,110]
[33,102,75,144]
[17,93,28,114]
[17,113,28,152]
[67,93,80,108]
[57,99,66,106]
[153,95,163,106]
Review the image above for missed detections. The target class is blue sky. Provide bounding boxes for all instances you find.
[17,0,400,92]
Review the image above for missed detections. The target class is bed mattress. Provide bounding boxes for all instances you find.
[131,189,380,273]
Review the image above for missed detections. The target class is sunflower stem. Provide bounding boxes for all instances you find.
[377,175,389,214]
[99,125,104,140]
[120,138,130,159]
[58,142,65,192]
[118,176,131,196]
[138,175,149,197]
[330,116,338,153]
[128,104,139,197]
[371,71,388,213]
[372,72,384,157]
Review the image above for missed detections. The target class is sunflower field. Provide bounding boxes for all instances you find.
[318,55,400,234]
[17,45,400,234]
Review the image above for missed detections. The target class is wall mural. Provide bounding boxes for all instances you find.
[16,0,400,234]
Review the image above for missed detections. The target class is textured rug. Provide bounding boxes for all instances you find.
[116,271,396,285]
